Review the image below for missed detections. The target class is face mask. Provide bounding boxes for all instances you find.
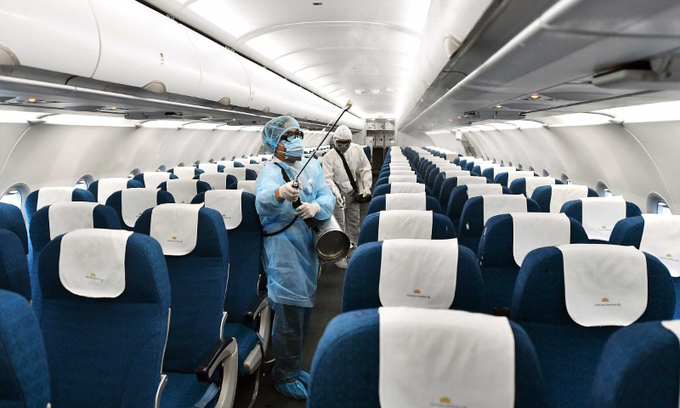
[281,137,304,160]
[336,141,350,154]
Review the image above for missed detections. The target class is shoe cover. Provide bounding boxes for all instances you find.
[274,380,308,400]
[298,371,311,388]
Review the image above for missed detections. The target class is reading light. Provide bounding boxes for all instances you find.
[530,94,540,99]
[28,98,36,103]
[496,105,503,109]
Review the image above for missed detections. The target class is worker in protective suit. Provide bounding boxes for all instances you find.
[255,116,335,400]
[322,125,372,268]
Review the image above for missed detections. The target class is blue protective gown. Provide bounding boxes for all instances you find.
[255,158,335,307]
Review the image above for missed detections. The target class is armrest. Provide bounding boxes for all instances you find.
[196,337,237,383]
[243,292,268,324]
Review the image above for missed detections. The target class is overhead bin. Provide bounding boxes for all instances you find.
[88,0,202,96]
[0,0,100,77]
[181,27,251,107]
[240,58,285,115]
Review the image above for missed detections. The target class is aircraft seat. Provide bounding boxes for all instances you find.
[372,183,433,197]
[432,170,472,198]
[375,175,425,187]
[531,185,598,212]
[437,176,487,210]
[158,179,211,204]
[133,171,178,188]
[366,193,442,215]
[0,202,29,255]
[25,187,95,225]
[88,178,143,204]
[561,198,641,243]
[509,177,563,196]
[226,180,257,195]
[446,184,511,231]
[494,171,539,187]
[106,188,175,231]
[357,211,455,245]
[0,230,31,301]
[169,167,205,179]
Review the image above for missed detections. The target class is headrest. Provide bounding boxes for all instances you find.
[476,161,495,172]
[234,158,250,166]
[492,165,516,175]
[165,179,200,204]
[58,229,133,298]
[389,163,411,169]
[390,182,425,194]
[198,163,219,174]
[512,213,571,266]
[506,171,536,187]
[388,175,417,184]
[172,167,197,179]
[217,160,235,168]
[639,214,680,277]
[199,173,229,190]
[388,170,415,176]
[443,170,470,179]
[0,203,29,255]
[120,188,159,229]
[436,164,462,171]
[139,172,172,188]
[95,178,130,204]
[379,307,515,408]
[549,185,589,213]
[523,177,556,197]
[0,230,30,301]
[385,192,426,211]
[149,204,202,256]
[379,239,459,308]
[482,195,528,224]
[237,180,257,195]
[244,163,263,175]
[37,187,75,210]
[48,202,99,239]
[467,184,503,198]
[226,167,247,181]
[378,210,432,241]
[454,176,486,186]
[578,196,626,241]
[559,244,648,327]
[203,190,243,230]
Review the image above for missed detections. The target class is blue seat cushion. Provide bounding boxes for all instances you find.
[161,372,216,408]
[222,323,260,377]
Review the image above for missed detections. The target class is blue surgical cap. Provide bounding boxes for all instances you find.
[262,116,300,153]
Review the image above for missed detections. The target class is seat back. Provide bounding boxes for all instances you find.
[531,184,598,212]
[197,163,225,174]
[308,308,547,408]
[494,171,538,187]
[366,194,442,215]
[0,289,50,407]
[561,198,641,242]
[510,246,675,408]
[223,168,258,182]
[509,177,562,196]
[88,178,144,204]
[169,167,204,179]
[192,191,262,323]
[25,187,95,224]
[0,202,29,255]
[106,189,175,231]
[0,230,31,301]
[437,175,485,209]
[37,230,170,408]
[358,211,455,245]
[227,180,257,194]
[158,179,211,204]
[342,240,484,313]
[132,172,178,188]
[372,183,433,197]
[135,205,229,373]
[446,184,511,230]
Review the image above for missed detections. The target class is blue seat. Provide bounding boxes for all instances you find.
[135,205,238,408]
[481,166,517,182]
[458,196,541,252]
[372,183,433,197]
[25,187,95,225]
[198,163,226,173]
[366,195,442,215]
[510,246,675,408]
[437,176,486,210]
[561,199,641,243]
[307,308,548,408]
[106,189,175,230]
[0,202,29,255]
[426,166,464,190]
[0,289,50,408]
[431,170,471,199]
[88,178,143,204]
[509,177,563,196]
[226,181,257,195]
[363,146,371,162]
[477,214,589,312]
[494,172,539,187]
[446,185,512,231]
[192,191,271,378]
[223,168,258,182]
[29,203,120,306]
[342,240,485,313]
[531,185,599,212]
[158,179,212,204]
[0,230,31,301]
[132,172,178,188]
[588,321,680,408]
[358,212,456,245]
[377,169,416,180]
[169,167,205,178]
[375,175,425,187]
[36,230,171,408]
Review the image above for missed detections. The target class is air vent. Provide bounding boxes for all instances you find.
[313,2,323,5]
[143,80,167,93]
[218,97,231,106]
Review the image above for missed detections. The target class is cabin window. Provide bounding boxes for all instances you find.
[658,202,673,215]
[529,166,535,172]
[507,161,512,167]
[542,169,550,177]
[500,160,504,166]
[0,188,22,209]
[193,160,200,166]
[75,175,93,190]
[209,158,215,163]
[156,165,166,172]
[177,162,185,167]
[596,181,610,197]
[128,168,140,178]
[517,163,523,170]
[561,173,570,184]
[603,189,612,197]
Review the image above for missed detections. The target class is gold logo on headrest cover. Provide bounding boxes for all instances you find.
[440,397,451,404]
[414,289,421,294]
[90,273,96,277]
[172,236,177,240]
[668,253,673,258]
[601,297,609,303]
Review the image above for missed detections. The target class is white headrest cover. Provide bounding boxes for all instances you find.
[466,184,503,198]
[150,204,201,256]
[204,190,243,230]
[390,182,425,194]
[388,175,417,184]
[173,167,196,179]
[380,239,458,308]
[559,244,647,327]
[97,178,129,204]
[511,213,570,266]
[525,177,556,198]
[234,158,249,166]
[454,176,487,186]
[238,181,257,195]
[48,202,99,240]
[198,163,219,174]
[199,173,229,190]
[482,195,528,224]
[580,196,626,241]
[492,165,517,176]
[389,170,415,176]
[142,172,171,188]
[506,171,535,186]
[37,187,75,210]
[640,214,680,277]
[245,164,263,175]
[226,168,247,181]
[385,192,427,211]
[379,307,515,408]
[166,180,199,204]
[59,229,132,298]
[436,164,462,171]
[550,185,589,213]
[444,170,471,179]
[121,188,159,228]
[217,161,235,168]
[378,210,433,241]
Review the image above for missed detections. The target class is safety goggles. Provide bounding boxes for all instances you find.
[335,140,351,146]
[280,130,304,141]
